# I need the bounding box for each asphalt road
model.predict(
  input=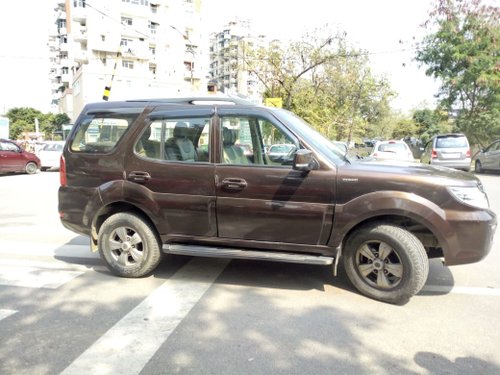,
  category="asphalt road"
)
[0,171,499,375]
